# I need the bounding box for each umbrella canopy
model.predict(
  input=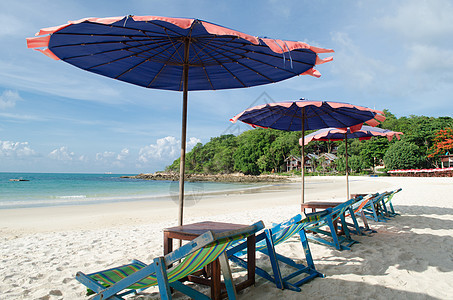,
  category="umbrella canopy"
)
[230,99,386,204]
[27,15,334,226]
[301,126,403,199]
[302,126,403,144]
[26,15,334,90]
